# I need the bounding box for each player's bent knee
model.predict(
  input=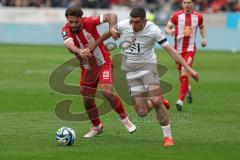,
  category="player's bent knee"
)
[136,109,148,117]
[135,104,148,117]
[101,89,114,99]
[150,97,162,107]
[100,84,113,95]
[80,86,96,96]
